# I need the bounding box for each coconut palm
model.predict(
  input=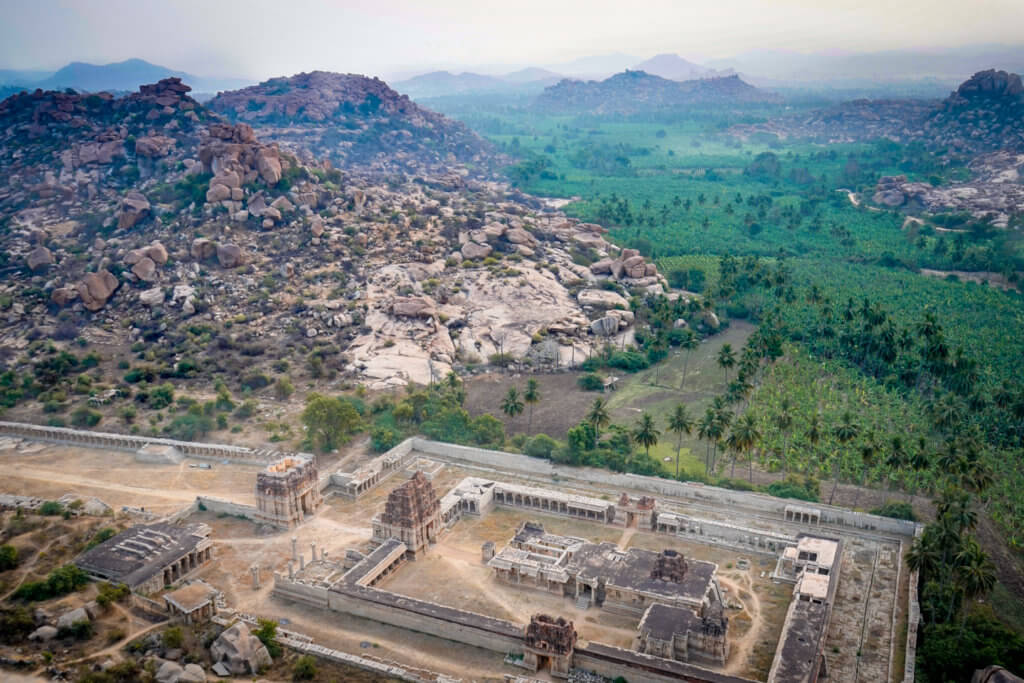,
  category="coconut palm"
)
[852,431,878,509]
[633,413,660,458]
[678,331,699,391]
[955,538,997,611]
[586,398,611,440]
[717,343,737,389]
[523,379,540,435]
[667,403,694,478]
[697,408,717,476]
[775,398,794,476]
[727,413,762,481]
[829,411,860,505]
[501,388,523,422]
